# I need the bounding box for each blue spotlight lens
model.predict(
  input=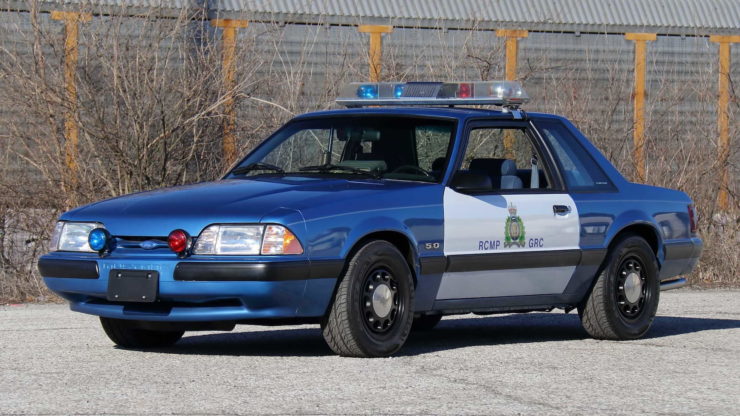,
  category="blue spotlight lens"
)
[88,228,109,252]
[394,84,405,98]
[356,84,378,99]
